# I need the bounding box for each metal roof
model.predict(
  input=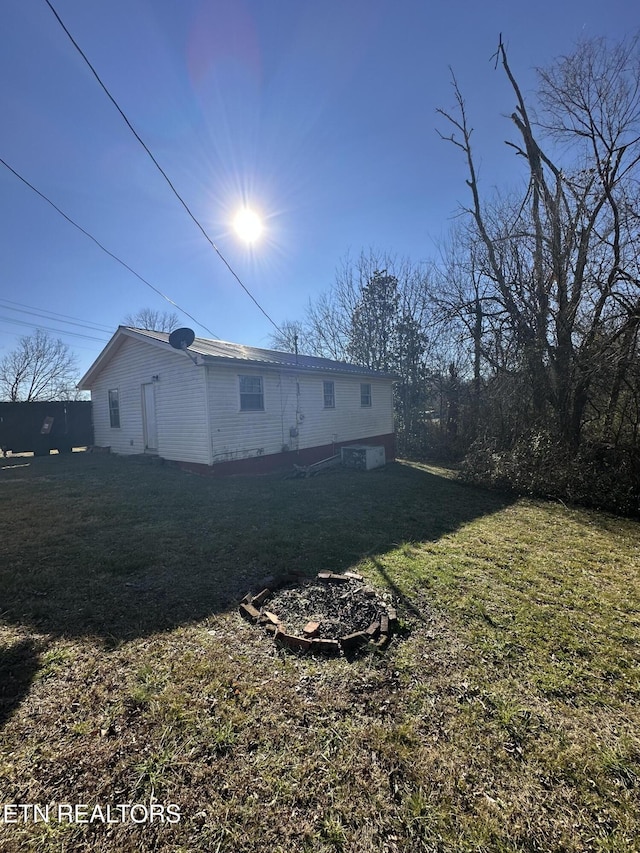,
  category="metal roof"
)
[129,328,395,377]
[79,327,396,388]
